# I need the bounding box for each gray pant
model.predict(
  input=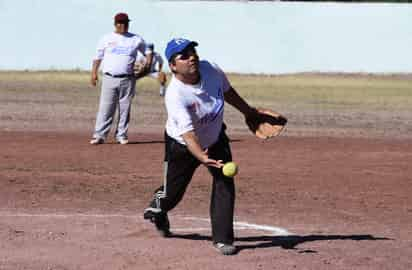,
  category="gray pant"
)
[93,75,136,140]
